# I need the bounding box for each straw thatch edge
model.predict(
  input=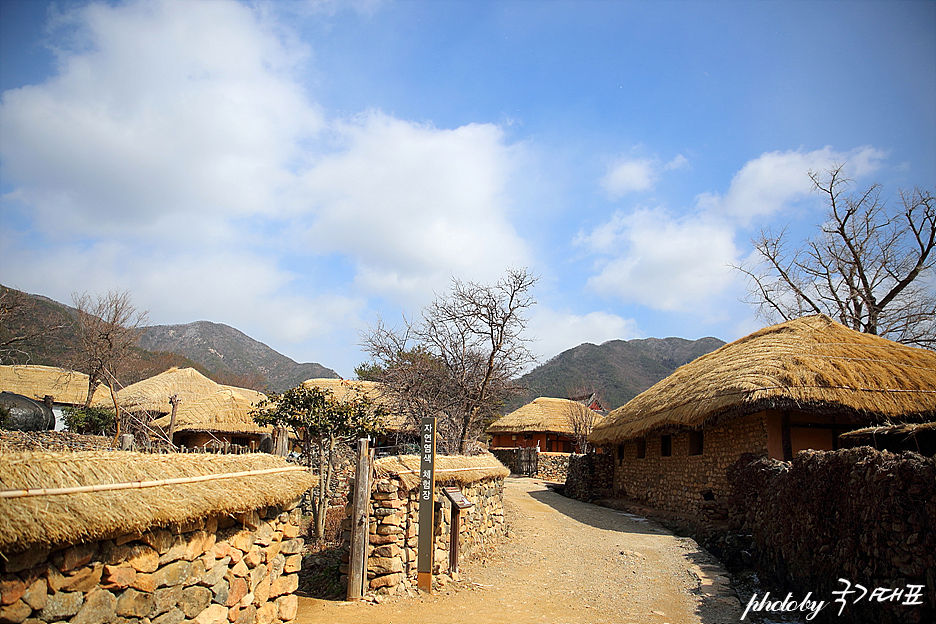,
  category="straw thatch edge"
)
[0,451,317,554]
[374,454,509,491]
